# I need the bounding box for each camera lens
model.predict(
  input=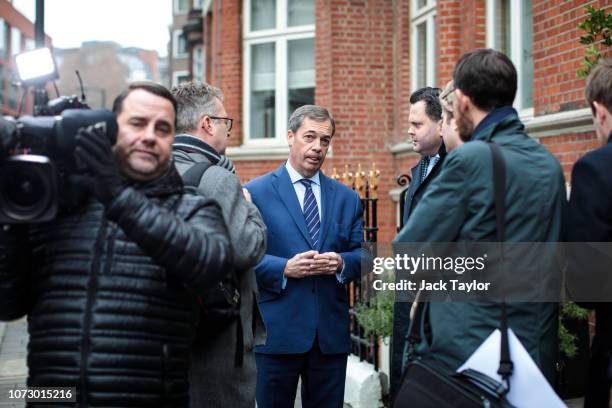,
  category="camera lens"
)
[0,160,53,222]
